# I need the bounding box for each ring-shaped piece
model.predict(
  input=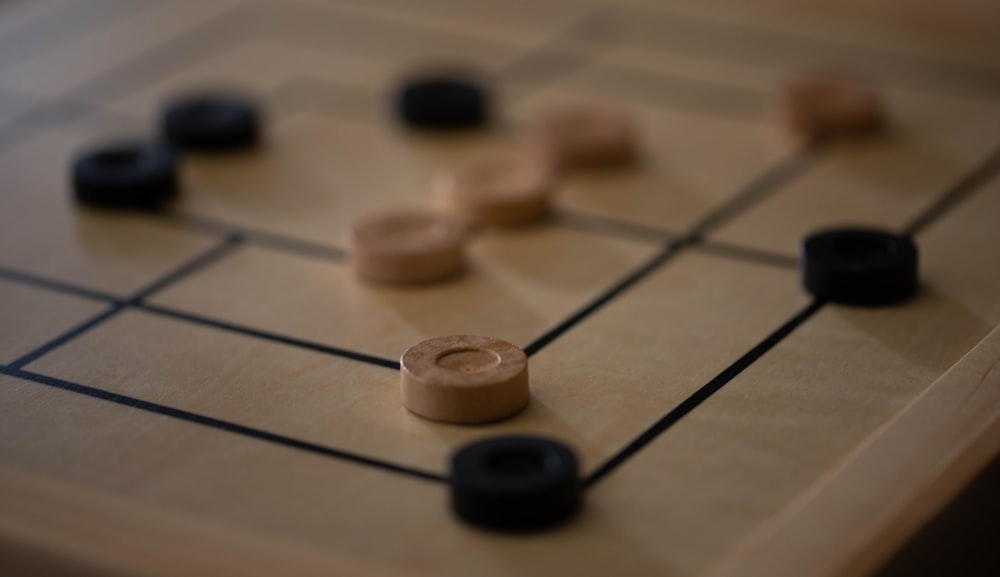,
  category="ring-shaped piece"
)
[347,209,466,285]
[400,335,529,424]
[435,151,554,226]
[450,435,581,531]
[72,141,178,208]
[161,94,259,151]
[801,227,918,305]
